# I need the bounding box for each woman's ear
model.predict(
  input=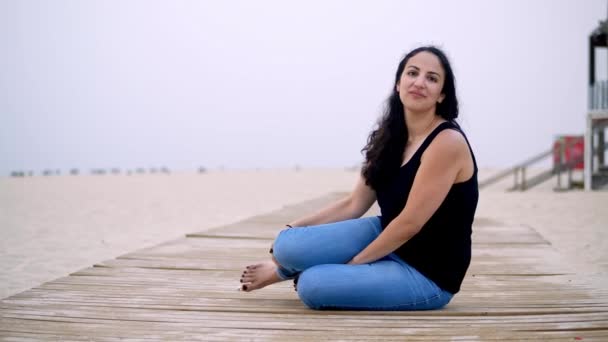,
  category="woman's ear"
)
[395,82,400,93]
[438,93,445,103]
